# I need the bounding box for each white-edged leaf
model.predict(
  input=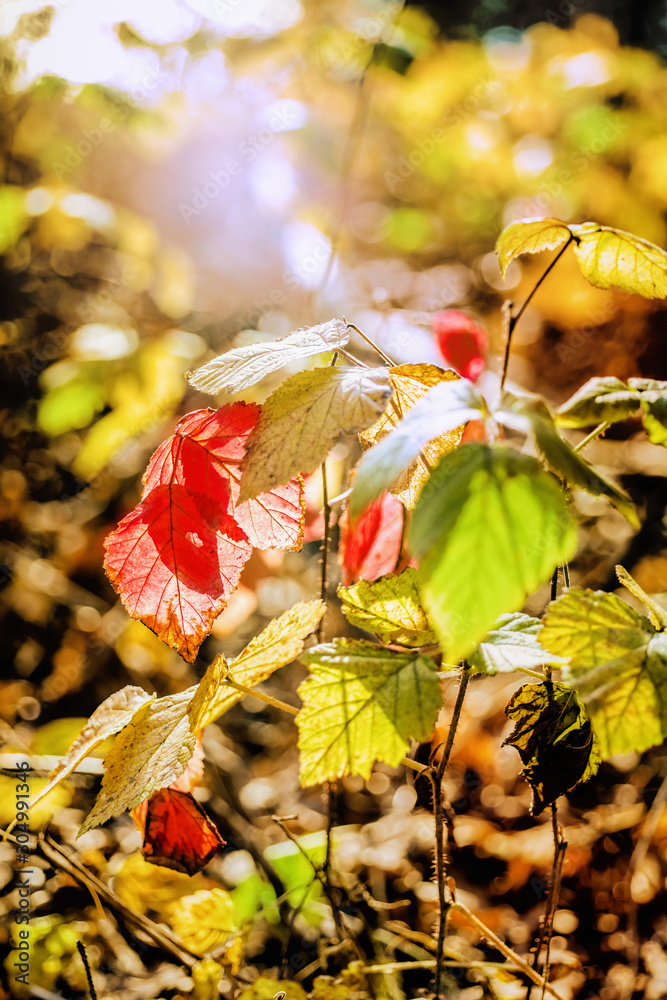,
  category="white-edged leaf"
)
[187,319,349,395]
[468,613,567,674]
